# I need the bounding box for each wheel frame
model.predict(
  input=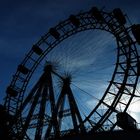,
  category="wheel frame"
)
[4,7,140,139]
